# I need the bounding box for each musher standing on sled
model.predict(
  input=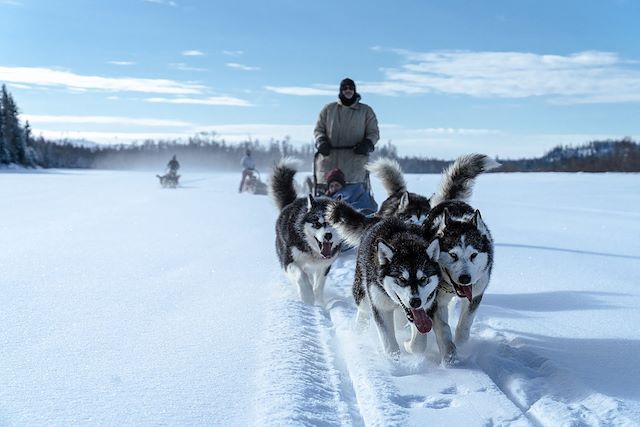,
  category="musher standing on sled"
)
[167,154,180,175]
[238,149,256,193]
[314,77,380,213]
